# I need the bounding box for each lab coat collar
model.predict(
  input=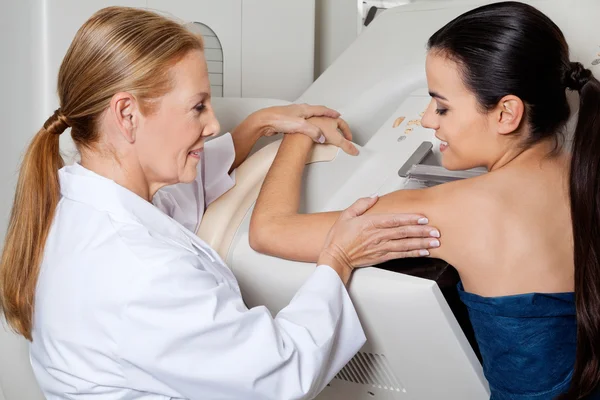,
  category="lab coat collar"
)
[58,163,216,262]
